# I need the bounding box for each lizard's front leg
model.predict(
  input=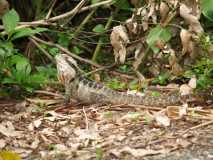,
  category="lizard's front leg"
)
[64,81,72,105]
